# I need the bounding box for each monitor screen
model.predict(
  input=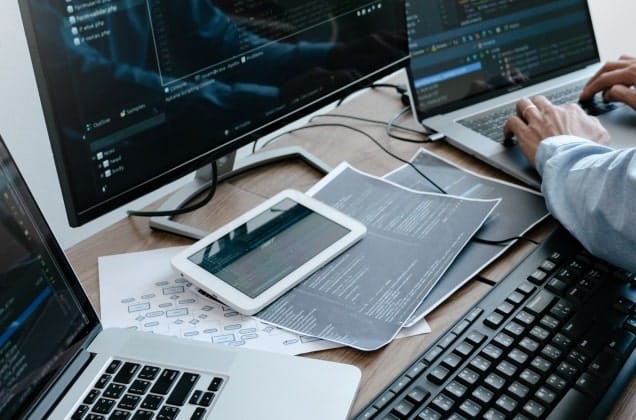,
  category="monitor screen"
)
[19,0,408,226]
